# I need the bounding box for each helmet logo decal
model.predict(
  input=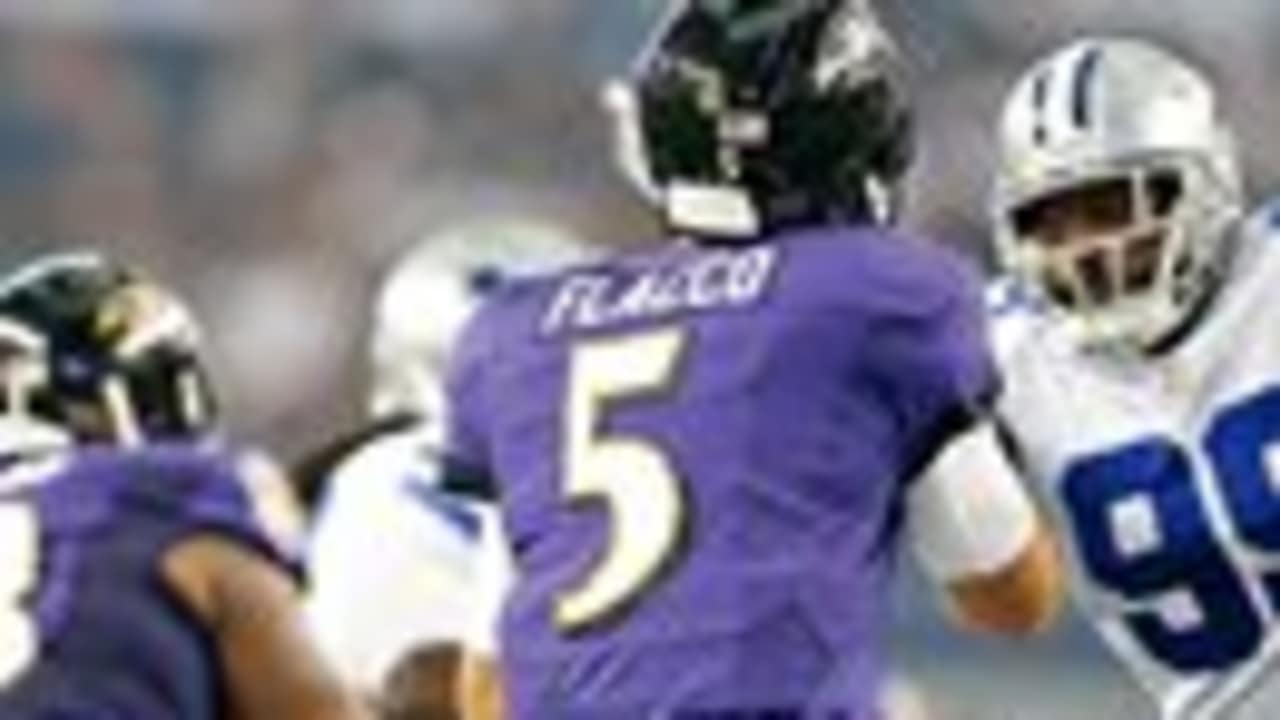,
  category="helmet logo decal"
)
[1070,46,1104,129]
[94,284,158,347]
[94,284,198,360]
[1031,71,1051,145]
